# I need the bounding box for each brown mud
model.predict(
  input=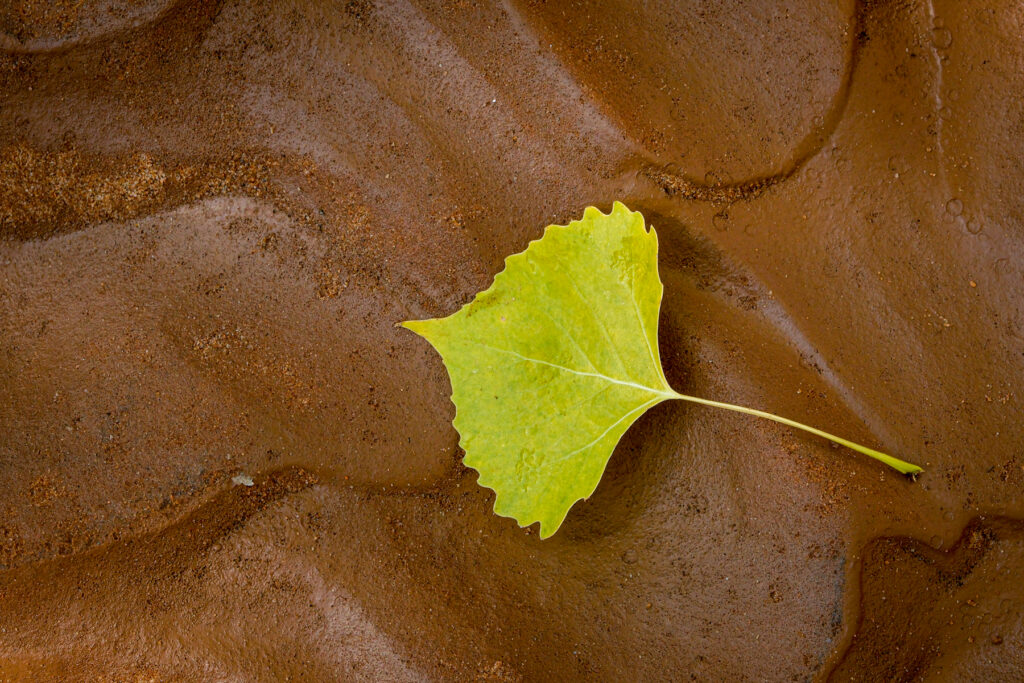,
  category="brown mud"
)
[1,0,1022,680]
